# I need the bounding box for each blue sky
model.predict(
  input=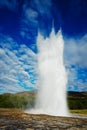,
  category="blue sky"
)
[0,0,87,94]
